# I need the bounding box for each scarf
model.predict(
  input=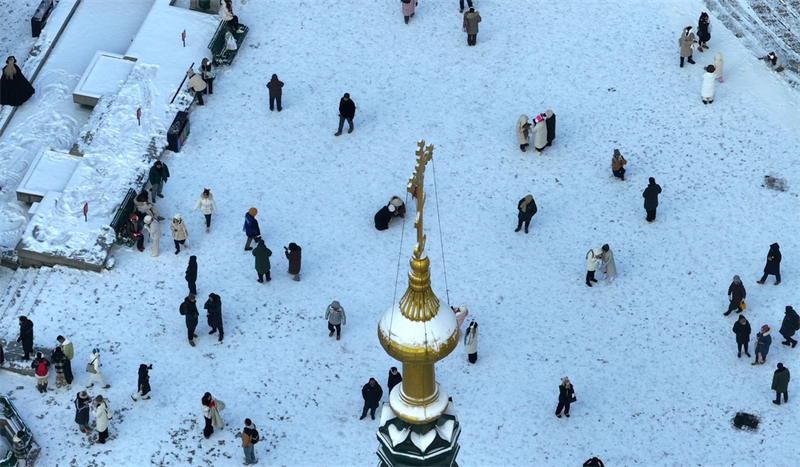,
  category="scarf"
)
[519,195,533,213]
